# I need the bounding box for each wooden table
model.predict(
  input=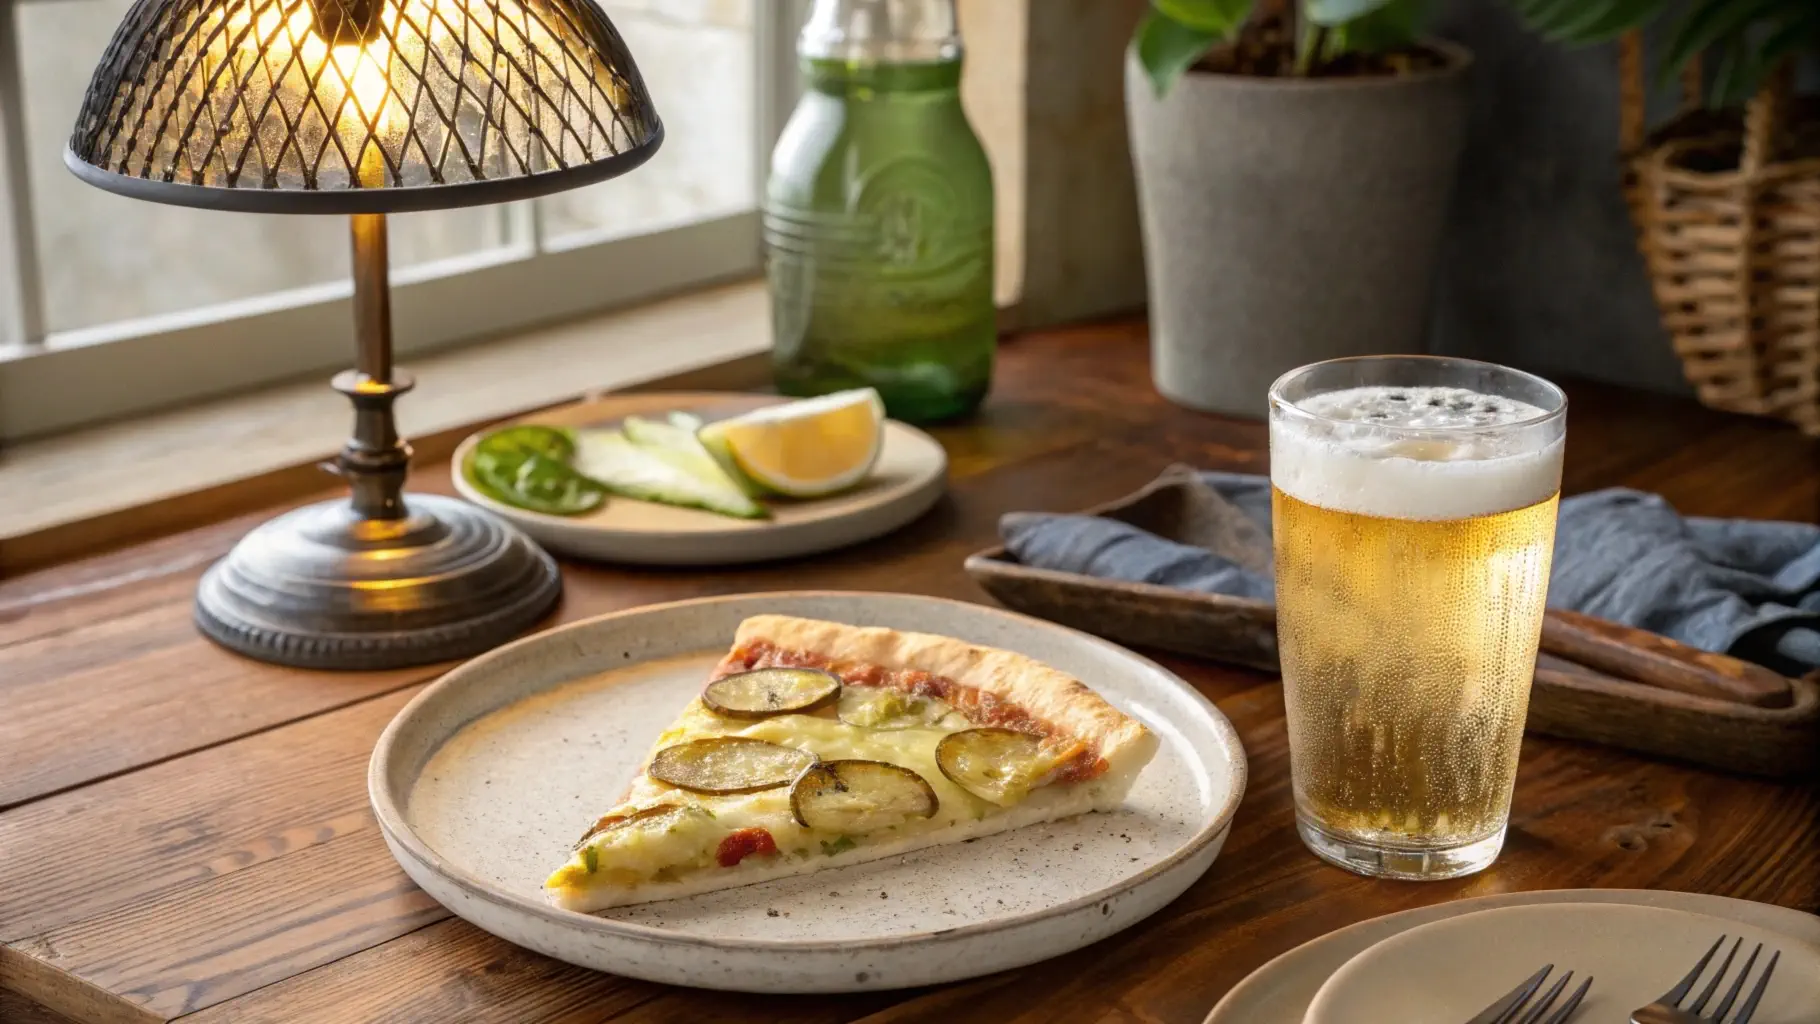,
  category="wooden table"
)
[4,322,1818,1024]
